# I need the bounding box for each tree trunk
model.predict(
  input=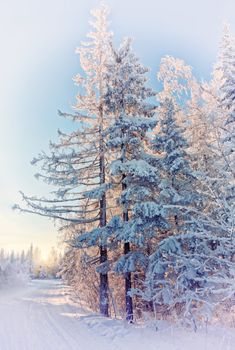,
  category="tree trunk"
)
[99,245,109,316]
[124,241,133,322]
[123,178,133,322]
[98,115,109,317]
